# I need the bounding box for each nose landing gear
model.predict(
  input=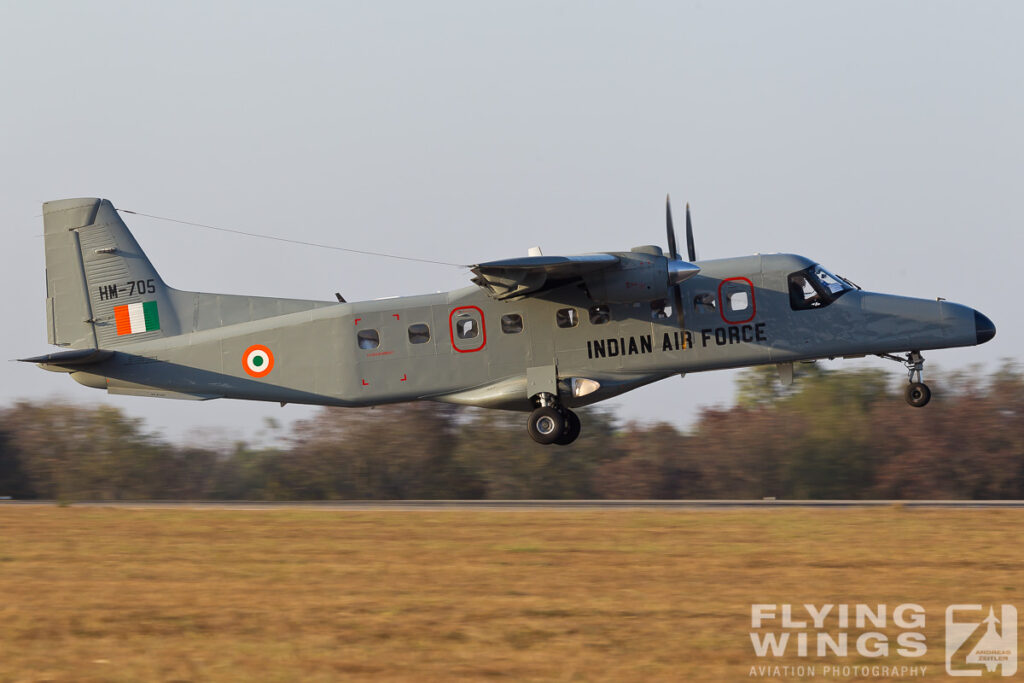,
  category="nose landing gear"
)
[879,351,931,408]
[527,393,582,445]
[905,381,931,408]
